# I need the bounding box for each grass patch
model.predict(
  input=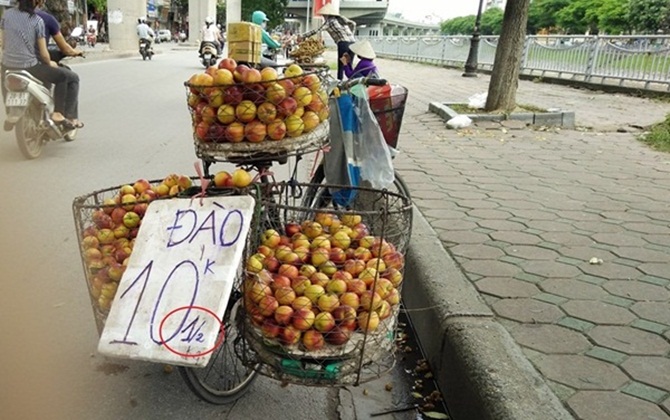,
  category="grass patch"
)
[449,103,548,115]
[639,114,670,152]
